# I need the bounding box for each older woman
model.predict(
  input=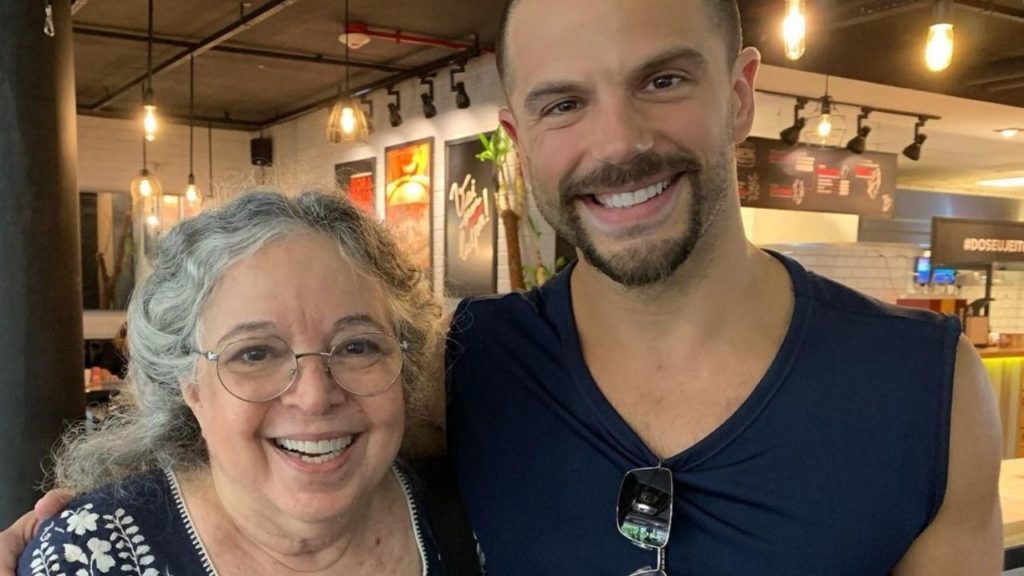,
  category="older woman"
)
[17,190,466,575]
